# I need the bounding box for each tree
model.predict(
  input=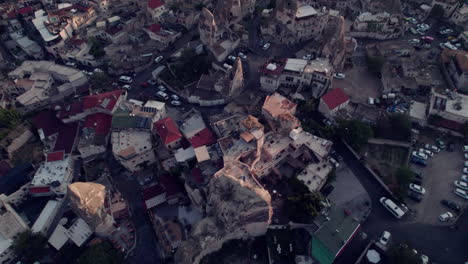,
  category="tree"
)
[285,178,325,223]
[365,55,385,75]
[395,167,414,186]
[89,72,111,90]
[0,109,21,129]
[12,231,48,264]
[89,37,106,58]
[76,241,124,264]
[173,48,211,83]
[337,120,374,151]
[388,243,420,264]
[375,114,411,142]
[429,4,444,19]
